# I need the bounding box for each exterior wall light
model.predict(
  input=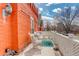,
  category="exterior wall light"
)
[2,3,12,23]
[5,3,12,16]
